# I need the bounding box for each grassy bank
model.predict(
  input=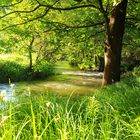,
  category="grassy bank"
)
[0,75,140,139]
